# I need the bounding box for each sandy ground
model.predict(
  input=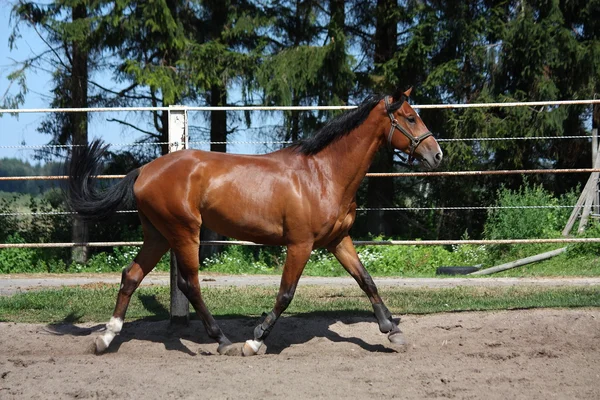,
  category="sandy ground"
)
[1,308,599,399]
